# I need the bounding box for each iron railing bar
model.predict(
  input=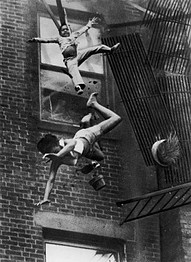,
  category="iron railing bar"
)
[129,35,162,138]
[132,34,156,98]
[103,36,152,164]
[119,35,157,152]
[124,33,174,160]
[143,0,156,26]
[171,187,191,207]
[183,77,191,135]
[168,24,184,72]
[124,200,141,221]
[159,77,186,183]
[173,0,190,73]
[153,0,177,69]
[155,78,175,133]
[171,80,189,181]
[143,0,191,24]
[137,197,152,217]
[136,36,175,134]
[180,191,191,205]
[144,13,191,28]
[173,78,190,182]
[147,193,166,214]
[116,182,191,206]
[176,77,190,140]
[172,26,188,73]
[162,17,178,71]
[164,20,182,72]
[120,199,191,225]
[147,0,190,71]
[159,190,179,211]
